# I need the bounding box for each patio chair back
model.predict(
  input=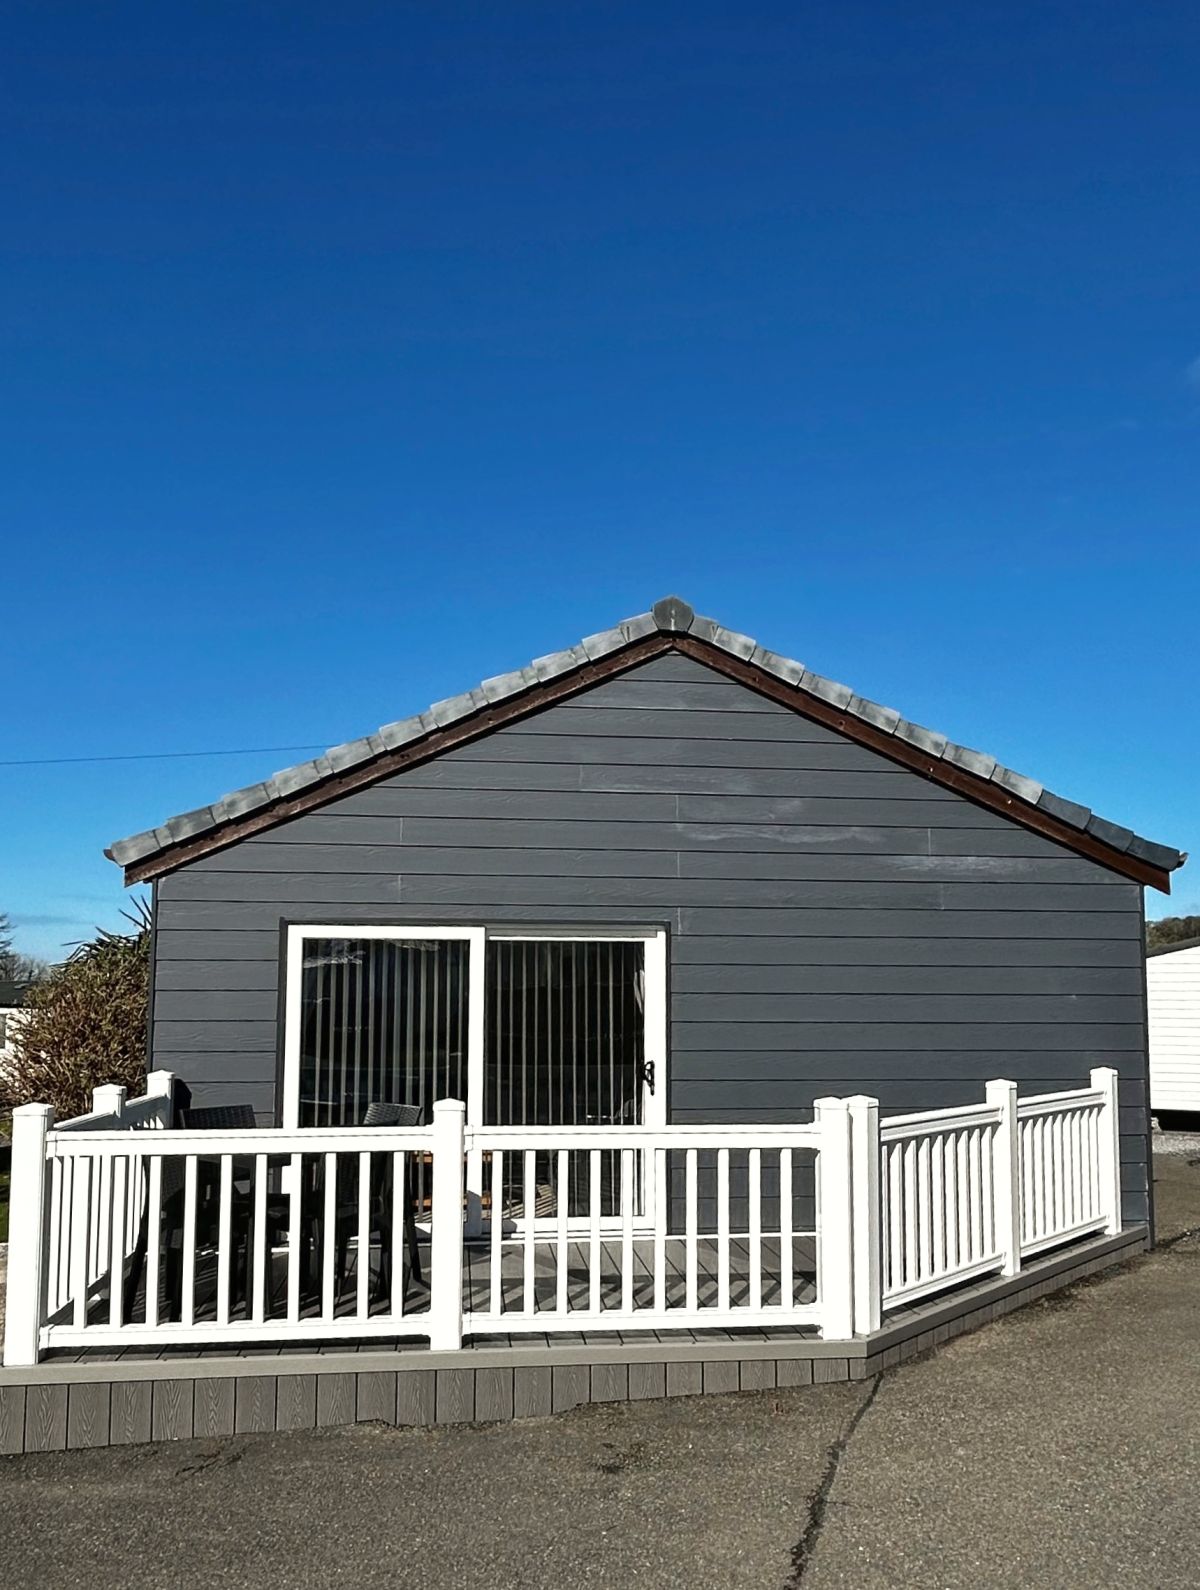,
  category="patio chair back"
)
[178,1103,259,1131]
[361,1101,423,1128]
